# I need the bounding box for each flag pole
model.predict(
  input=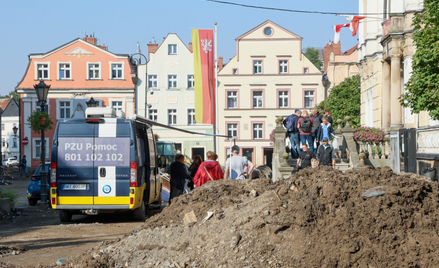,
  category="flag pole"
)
[214,22,219,154]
